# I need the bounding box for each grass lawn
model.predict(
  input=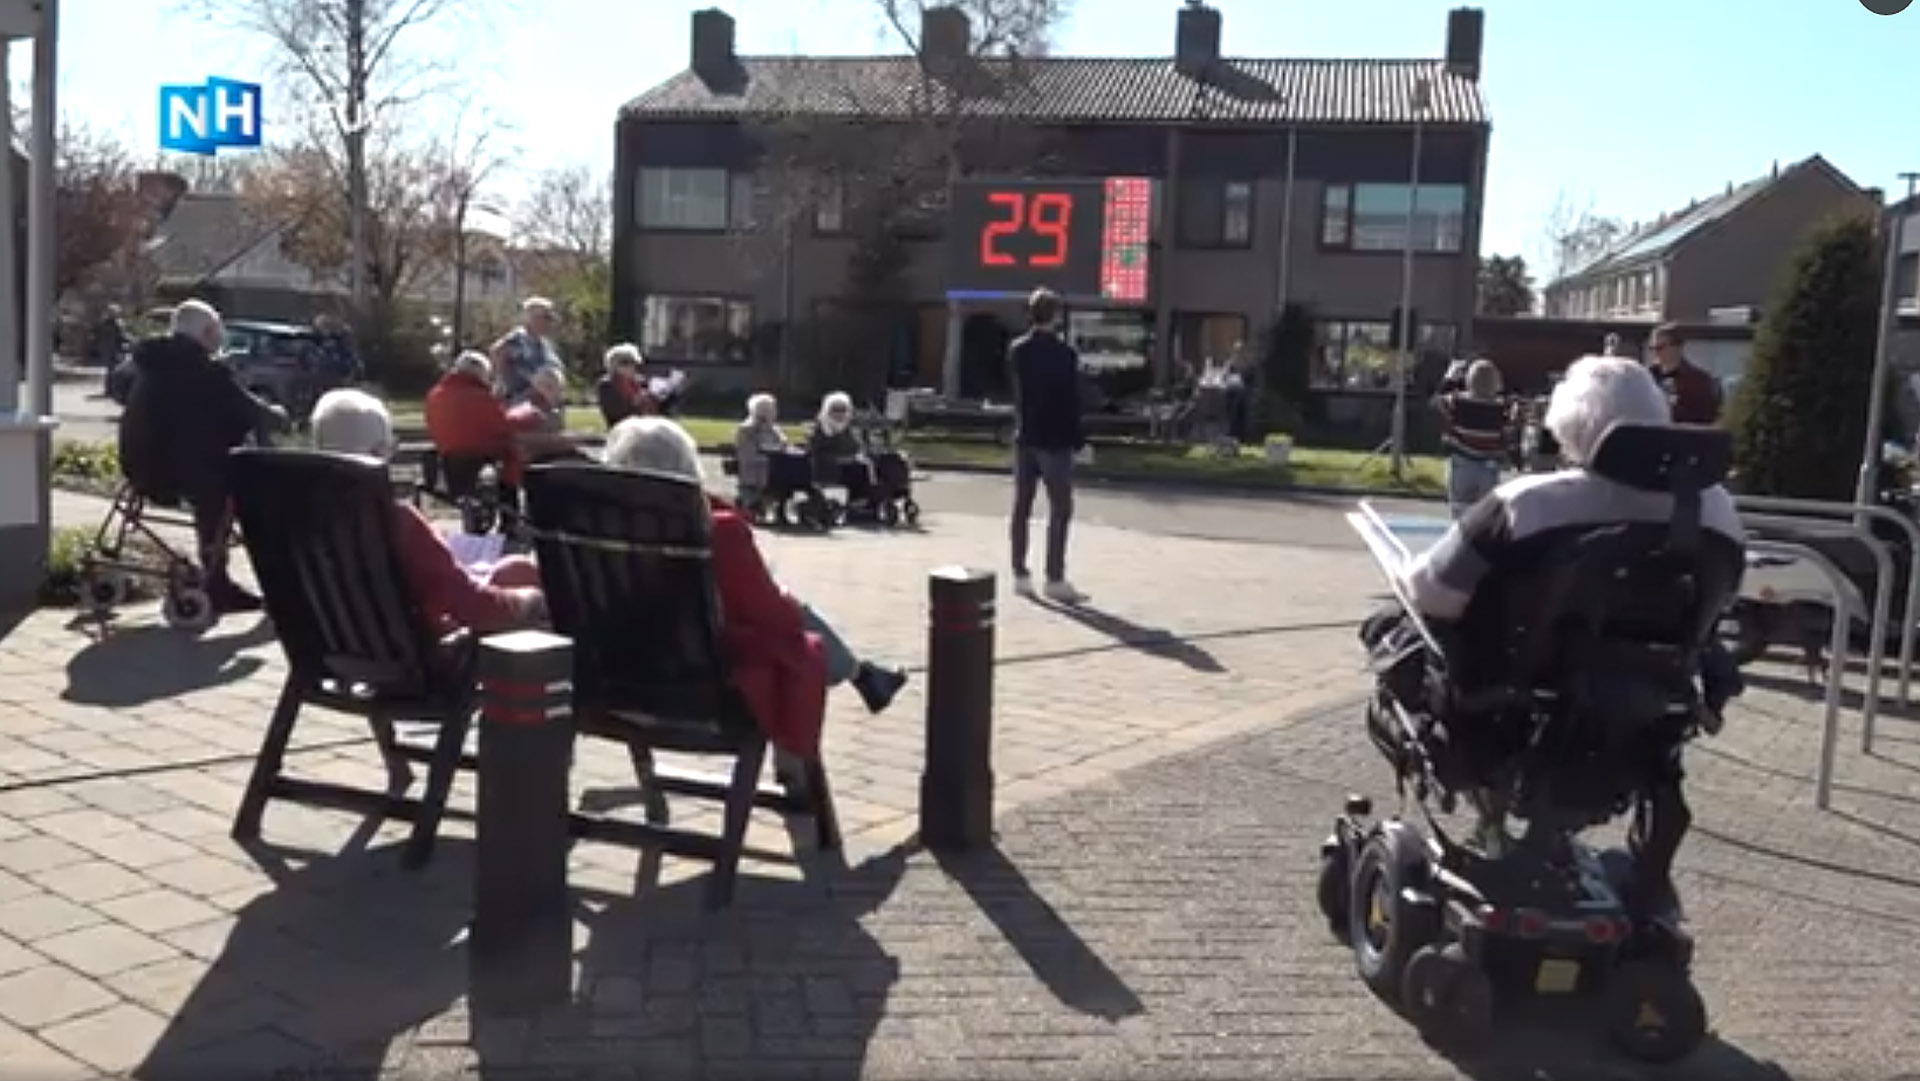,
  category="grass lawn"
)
[385,401,1444,496]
